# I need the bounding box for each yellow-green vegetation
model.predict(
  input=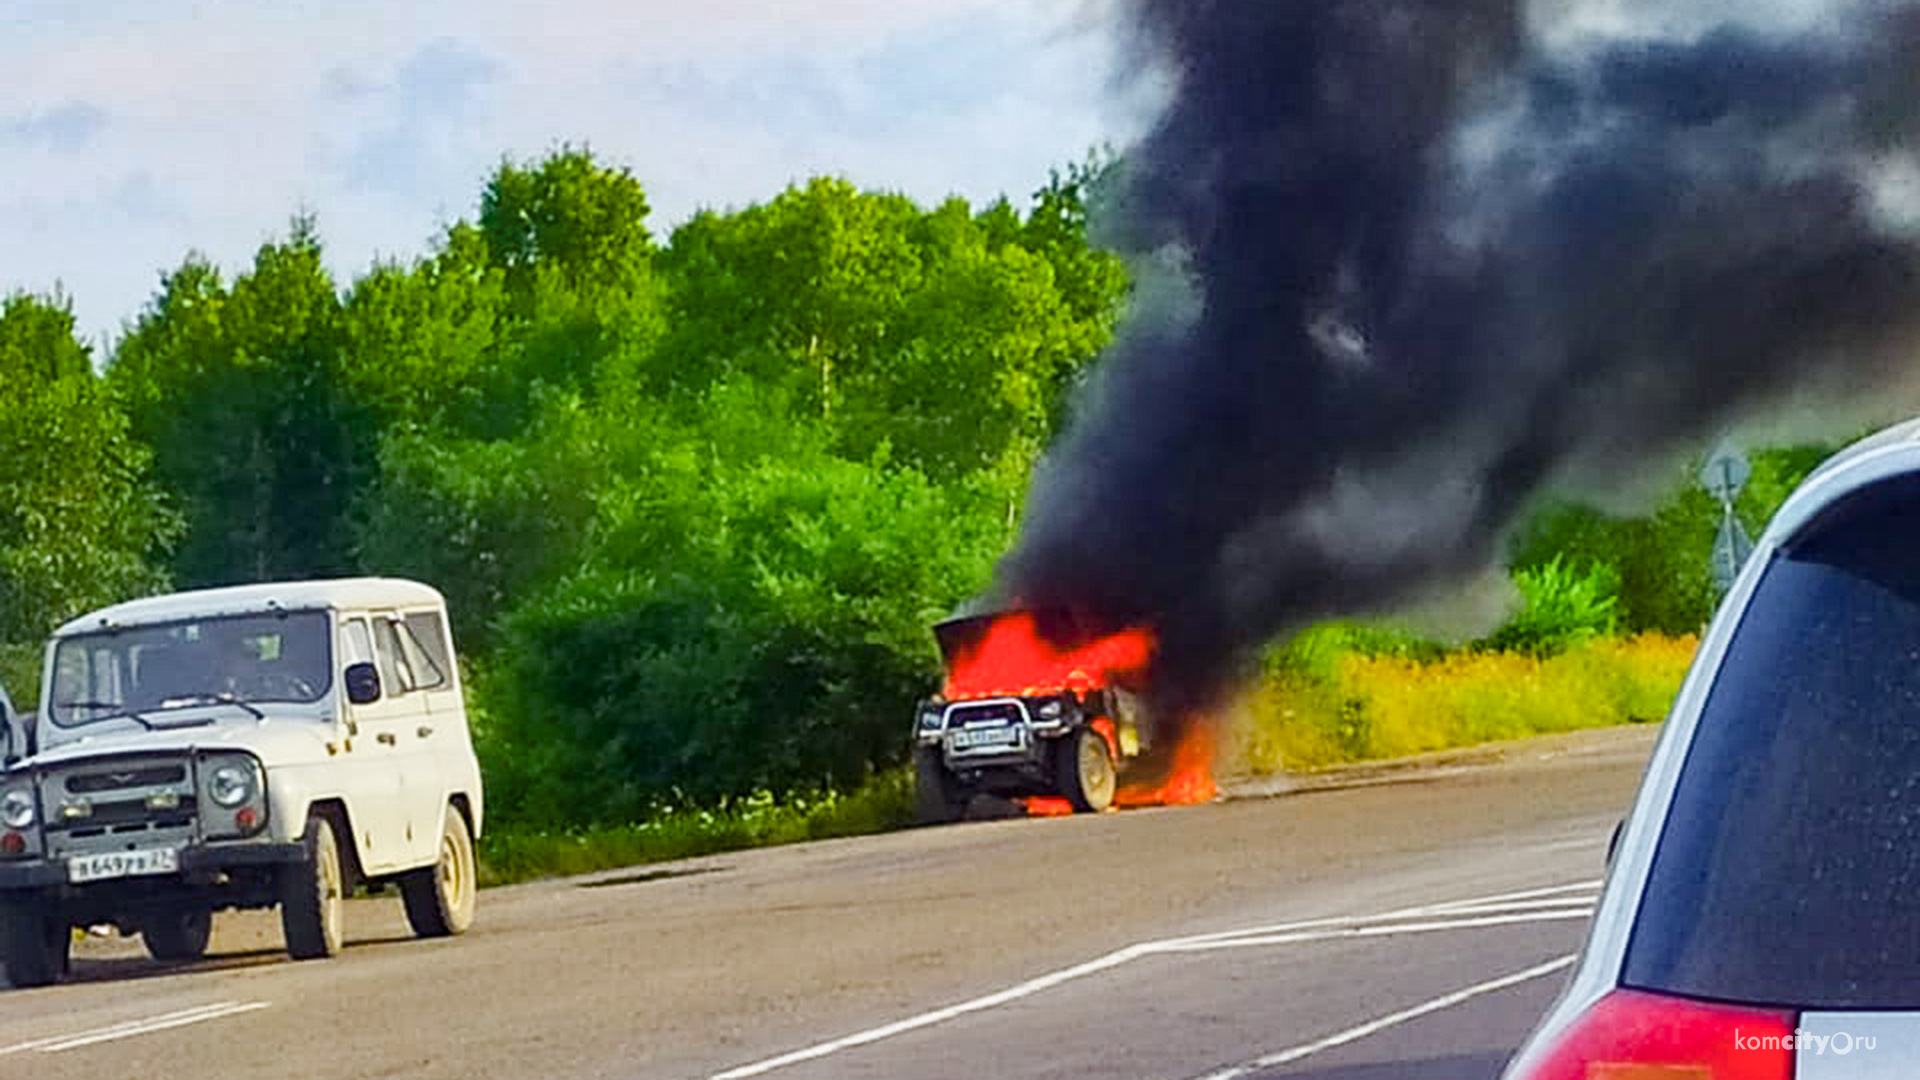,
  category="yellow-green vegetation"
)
[476,769,915,886]
[1235,633,1698,773]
